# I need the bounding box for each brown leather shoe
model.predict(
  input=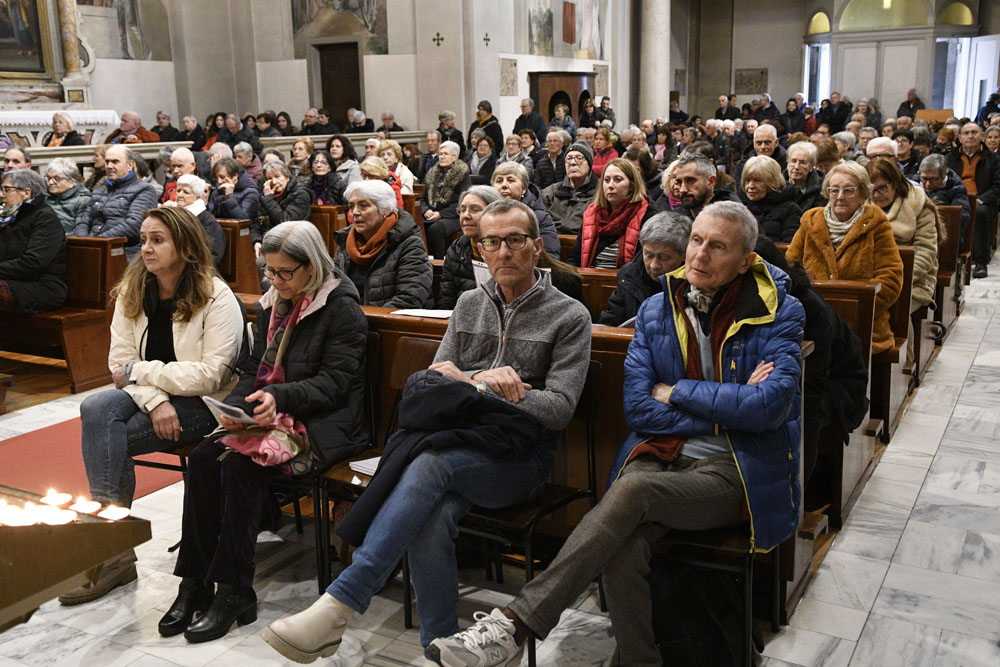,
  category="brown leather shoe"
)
[58,550,138,606]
